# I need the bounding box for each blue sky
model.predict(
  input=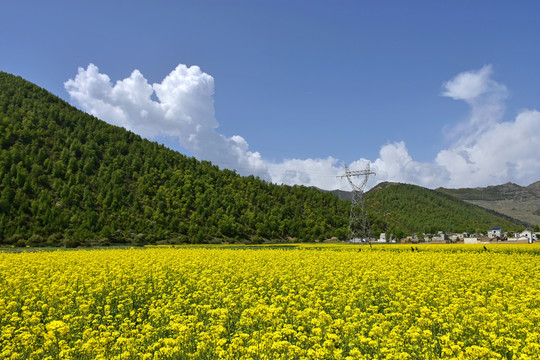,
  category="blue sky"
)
[2,1,540,189]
